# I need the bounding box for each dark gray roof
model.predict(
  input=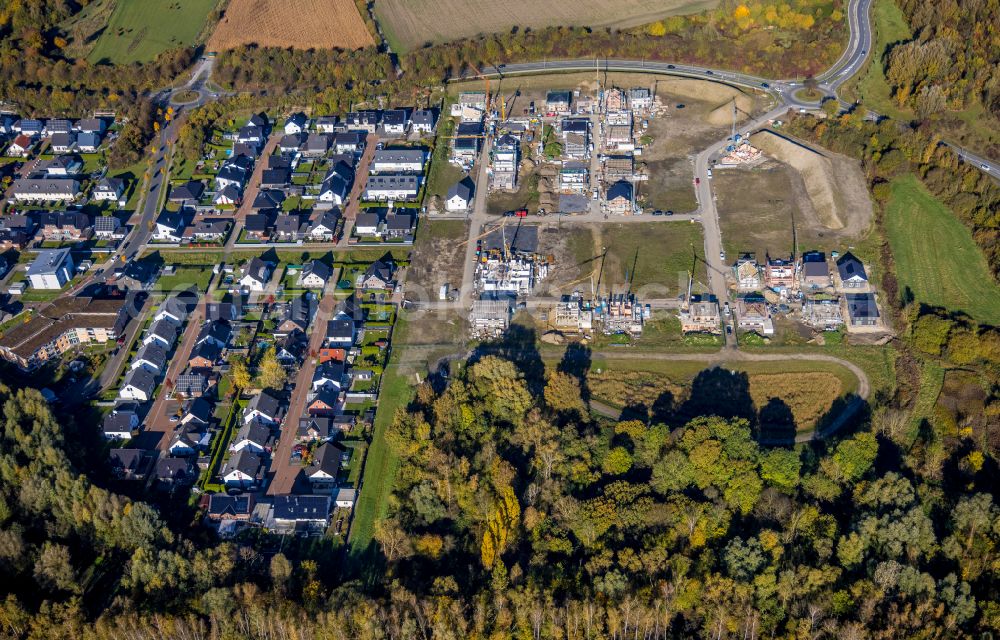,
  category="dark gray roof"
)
[846,293,879,319]
[447,177,474,201]
[224,448,263,477]
[122,367,156,394]
[272,495,330,521]
[148,319,178,342]
[184,397,214,424]
[247,390,281,417]
[837,252,868,282]
[102,410,136,435]
[170,181,205,202]
[235,421,271,447]
[302,259,332,282]
[208,494,253,516]
[307,442,344,478]
[134,342,167,368]
[607,180,632,202]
